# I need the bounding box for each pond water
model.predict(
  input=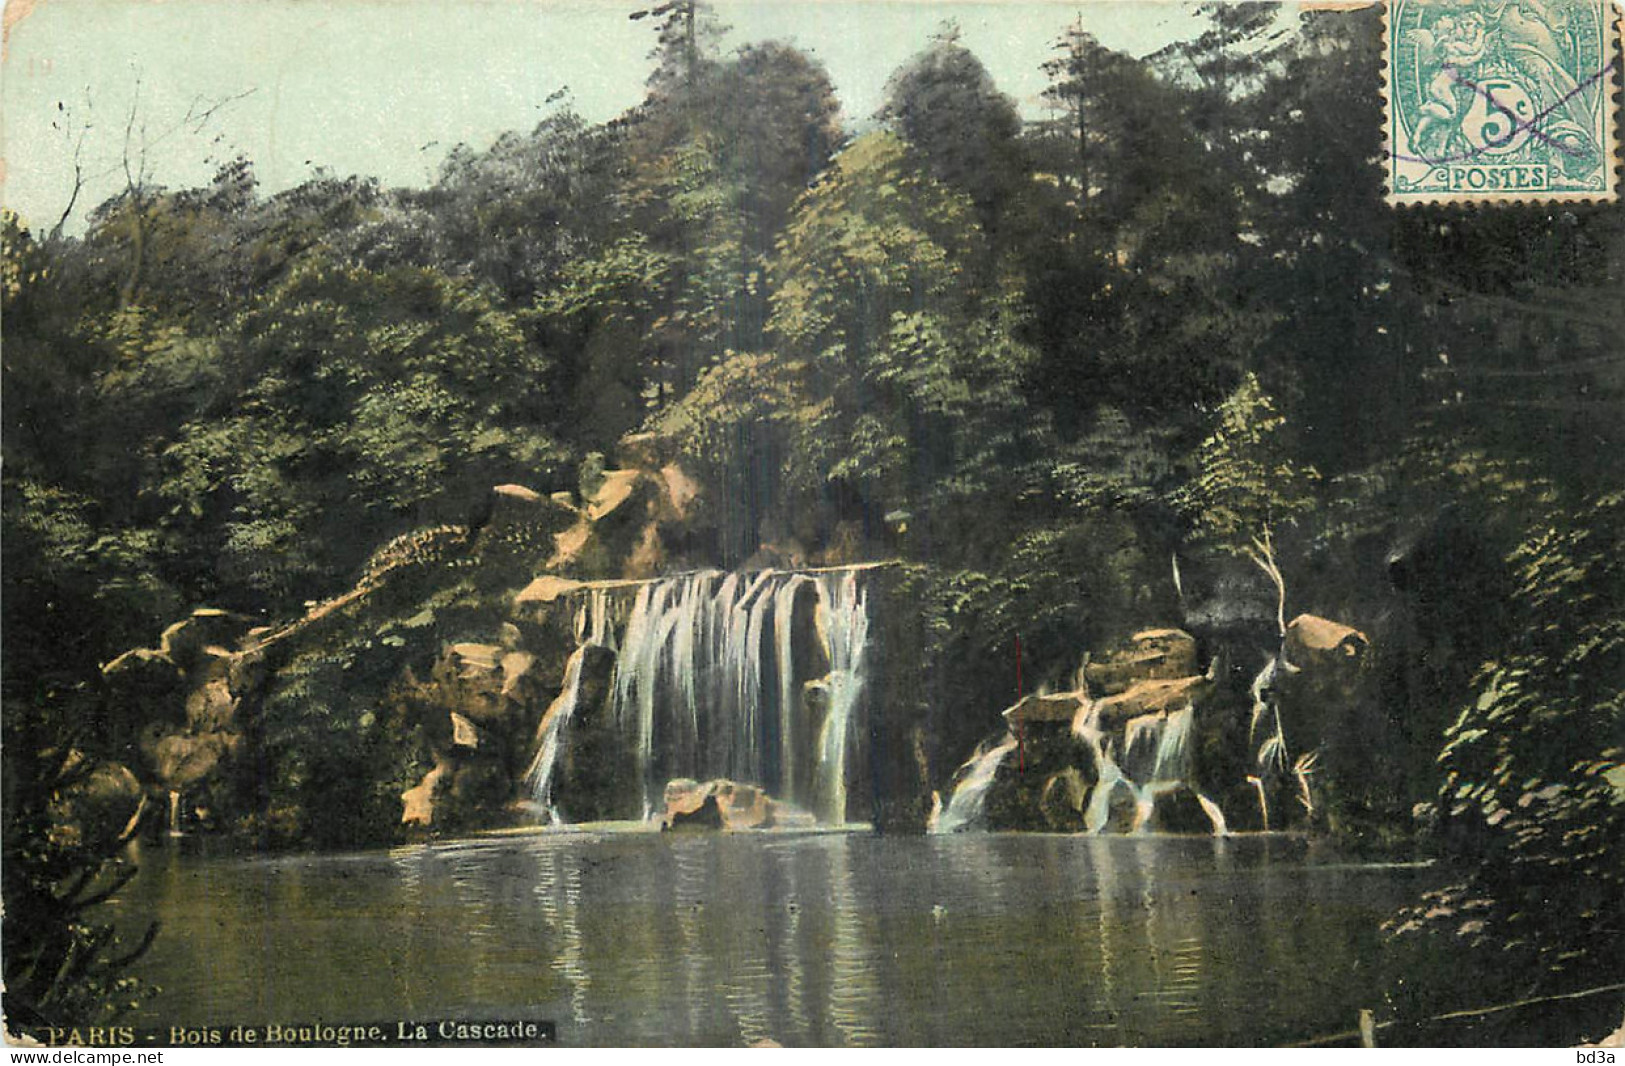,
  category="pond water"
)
[111,830,1431,1047]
